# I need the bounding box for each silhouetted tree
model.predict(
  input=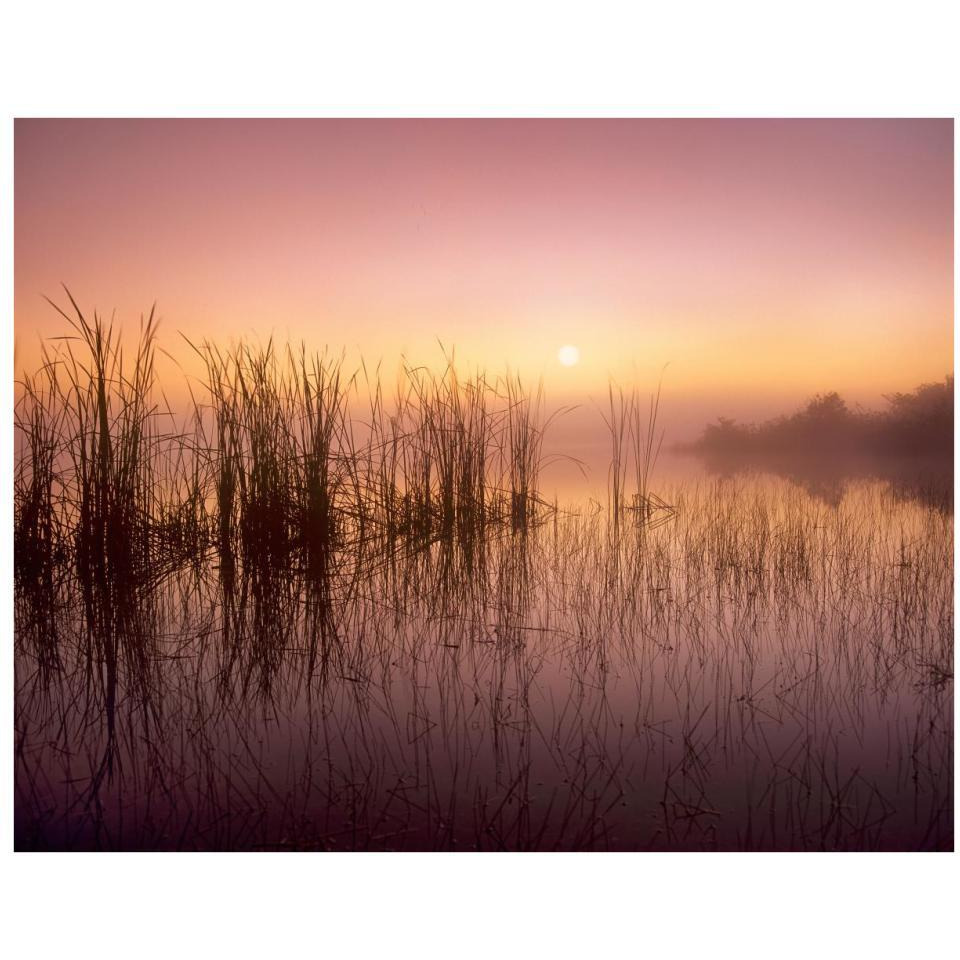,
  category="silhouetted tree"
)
[693,376,952,461]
